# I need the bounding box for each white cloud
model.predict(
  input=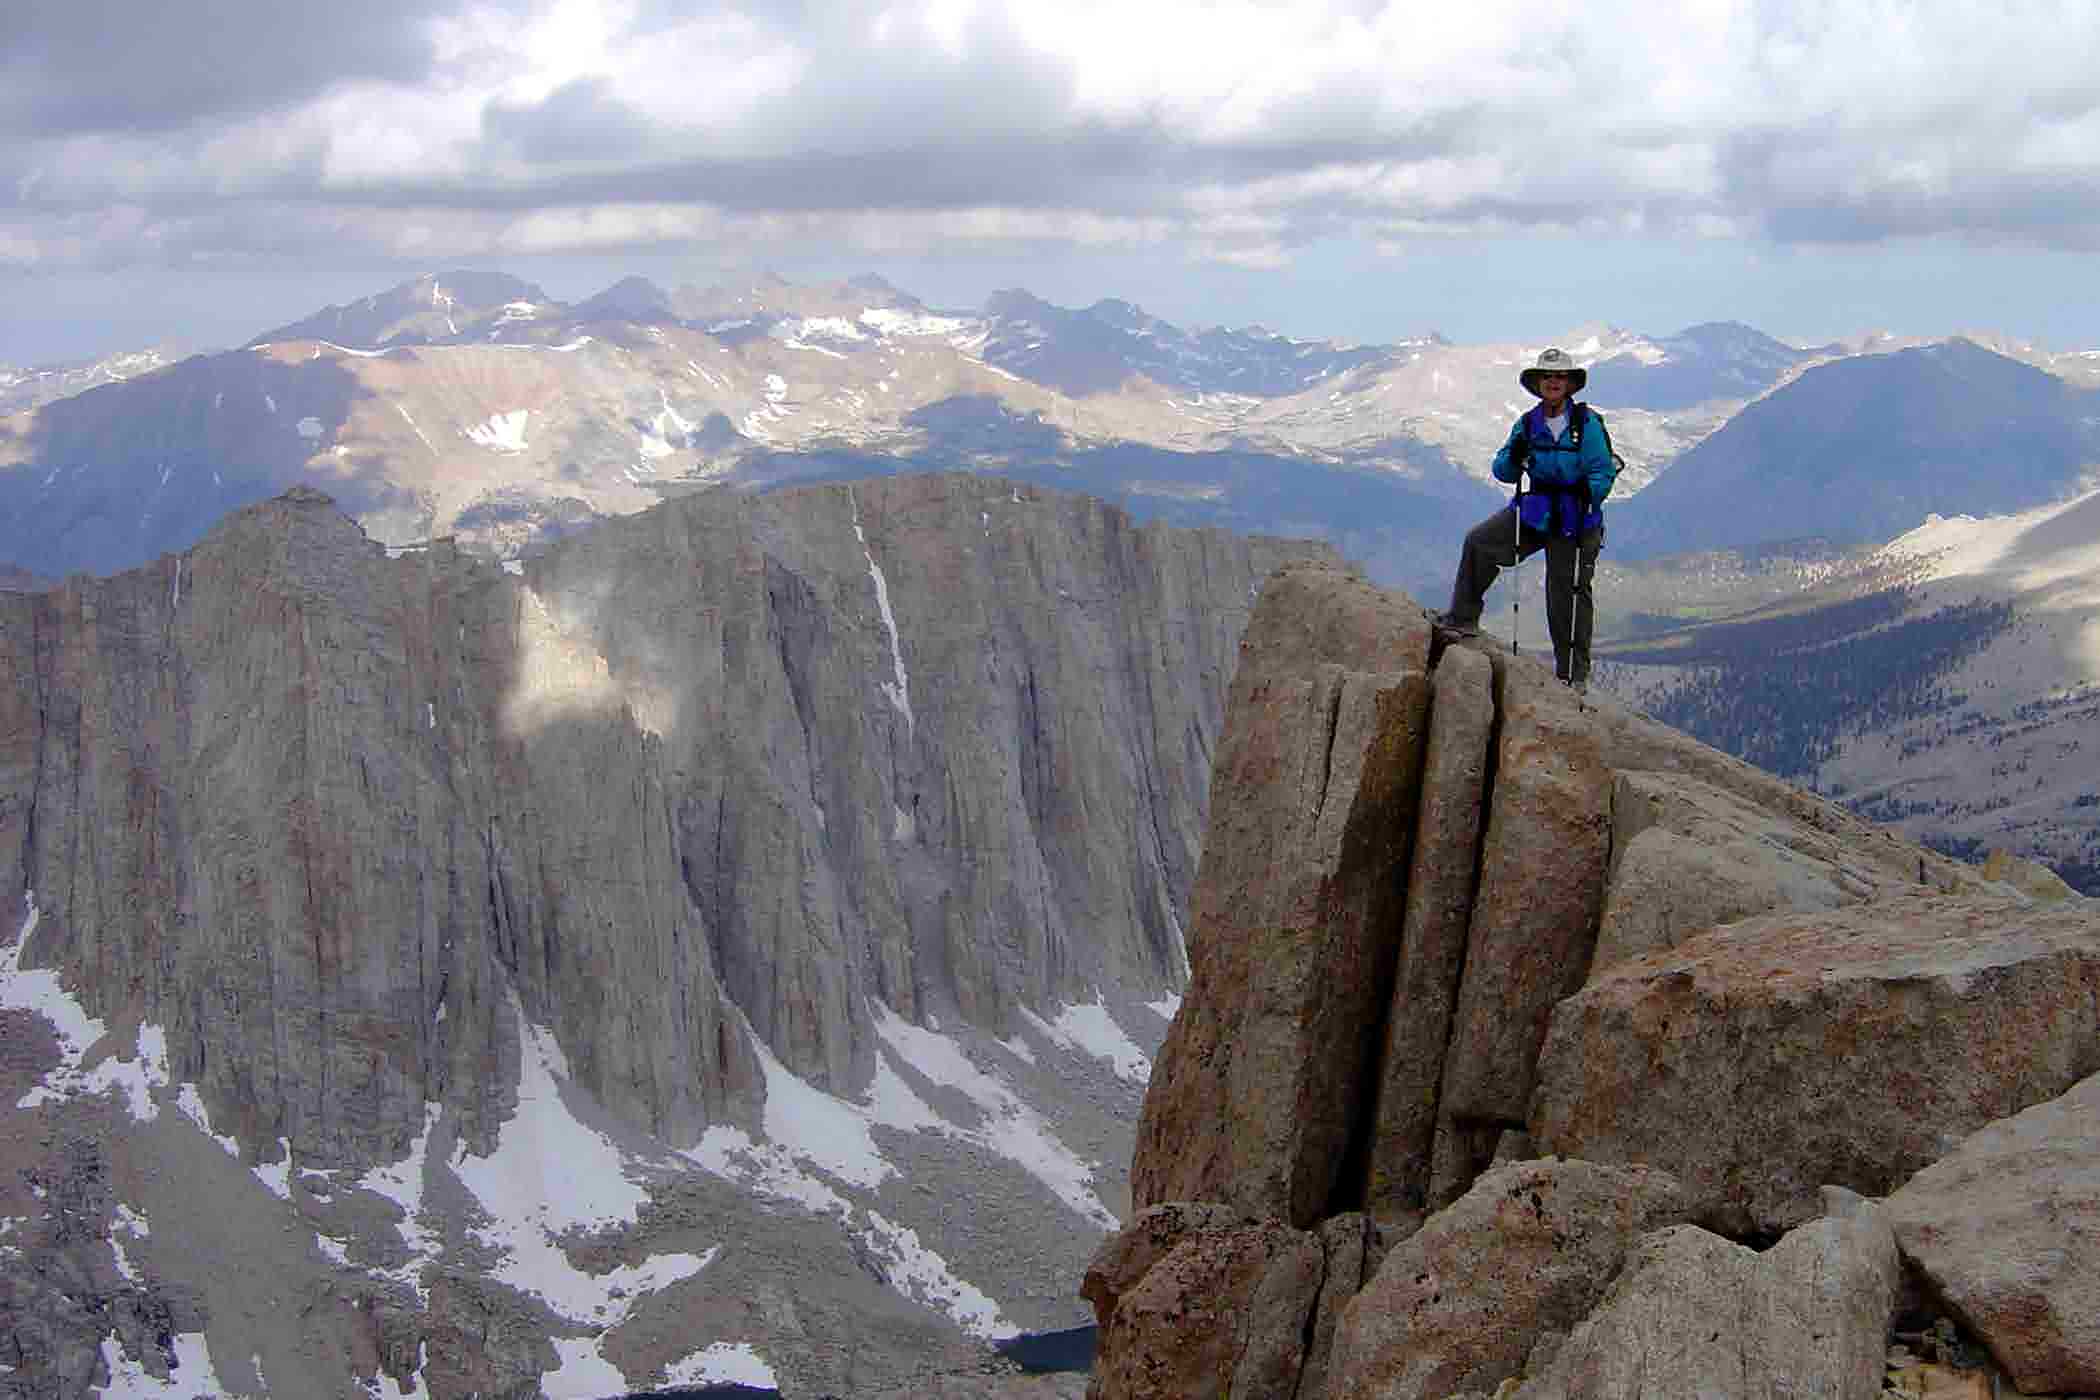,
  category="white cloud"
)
[10,0,2098,255]
[9,0,2100,362]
